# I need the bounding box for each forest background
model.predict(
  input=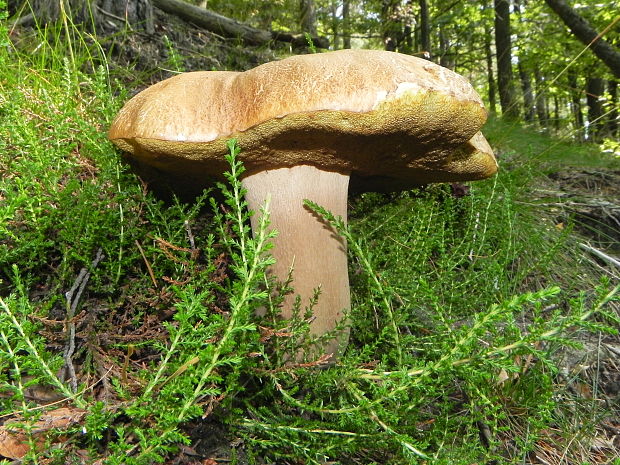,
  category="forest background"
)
[1,0,619,464]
